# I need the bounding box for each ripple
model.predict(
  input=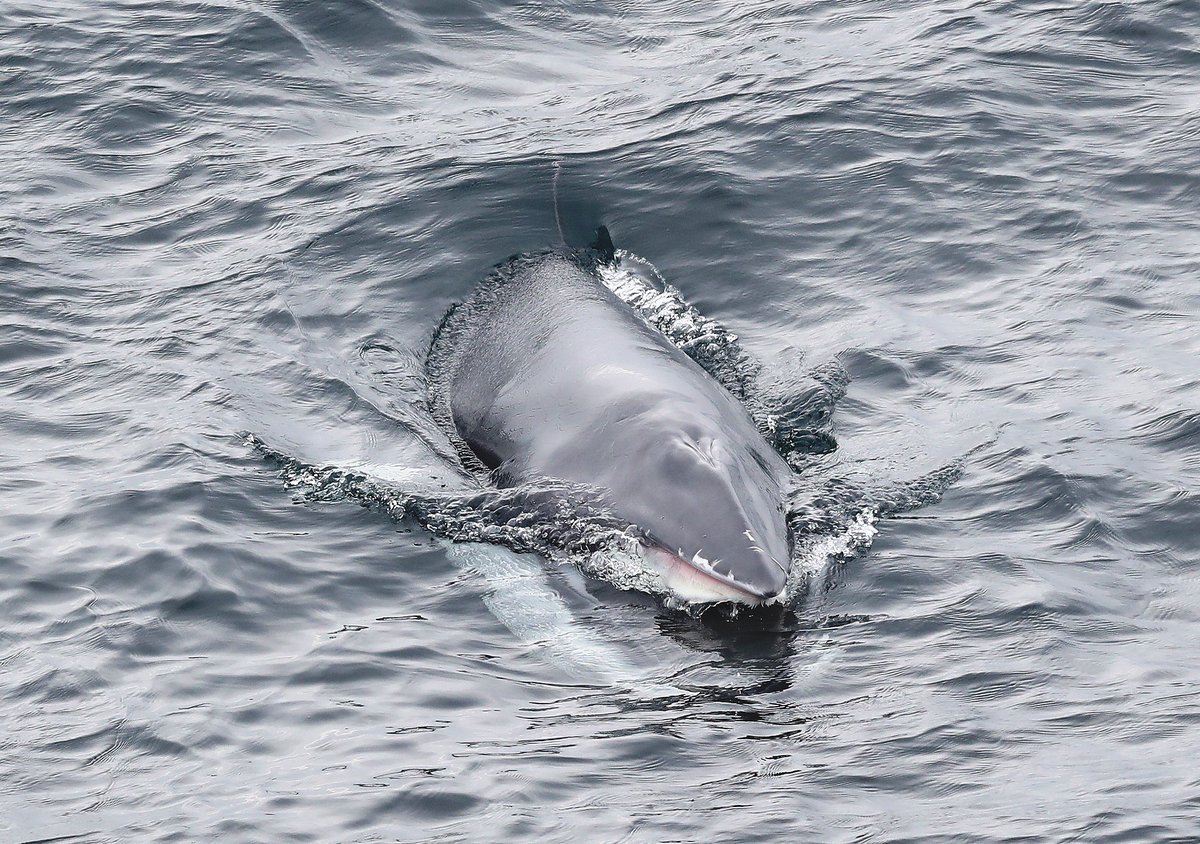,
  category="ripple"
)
[4,0,1200,839]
